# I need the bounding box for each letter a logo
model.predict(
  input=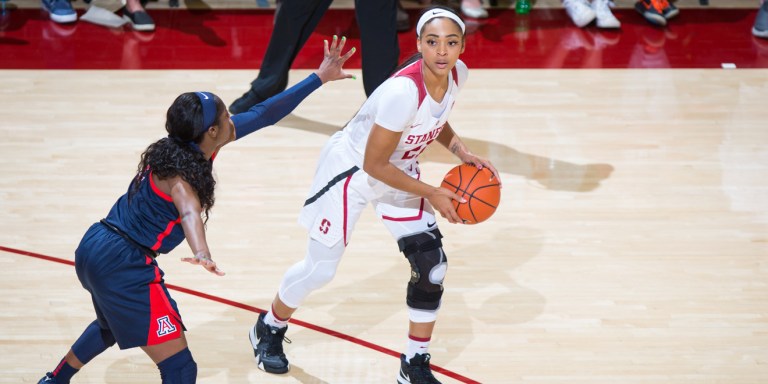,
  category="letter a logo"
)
[156,315,178,337]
